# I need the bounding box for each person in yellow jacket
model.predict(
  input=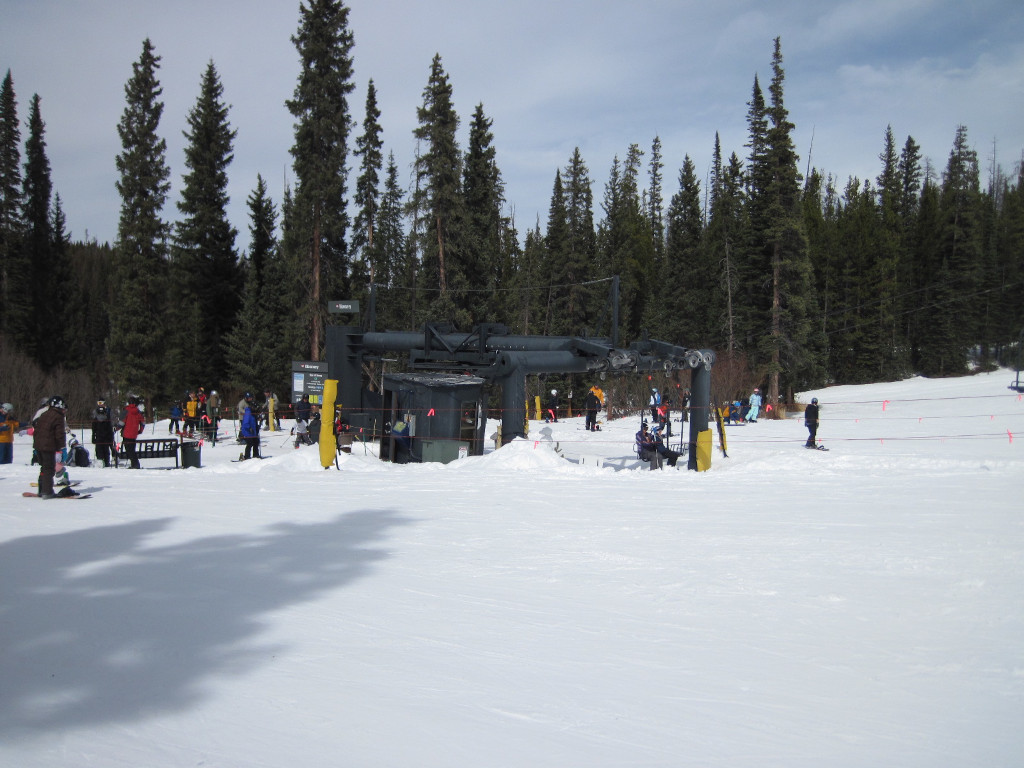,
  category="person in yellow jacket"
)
[0,402,24,464]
